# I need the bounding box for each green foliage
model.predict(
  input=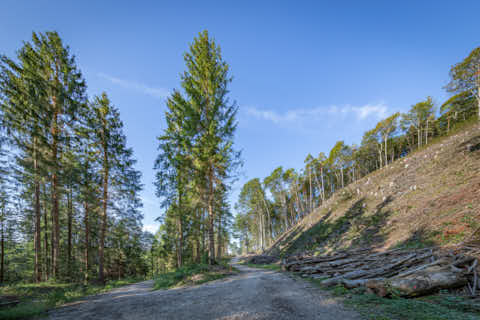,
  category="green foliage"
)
[0,30,148,286]
[301,277,480,320]
[0,278,144,319]
[153,262,233,290]
[154,30,239,267]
